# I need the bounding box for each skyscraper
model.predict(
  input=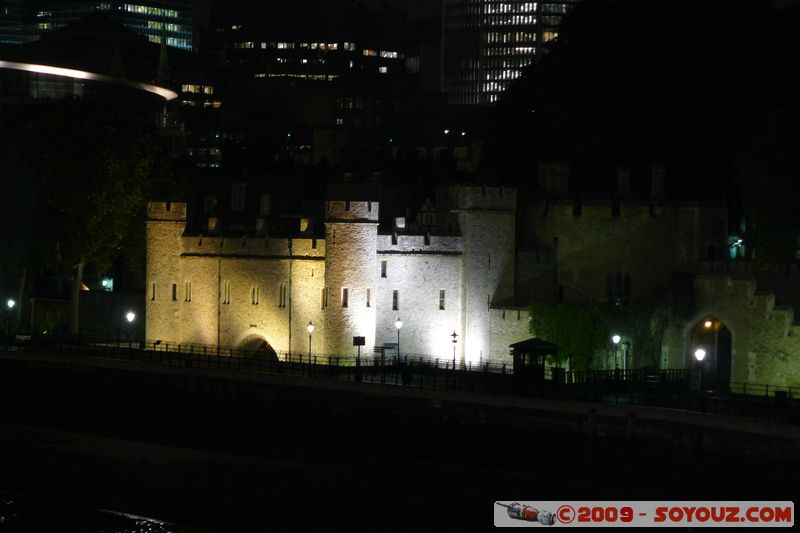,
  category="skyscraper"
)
[442,0,580,105]
[28,1,193,50]
[0,0,24,44]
